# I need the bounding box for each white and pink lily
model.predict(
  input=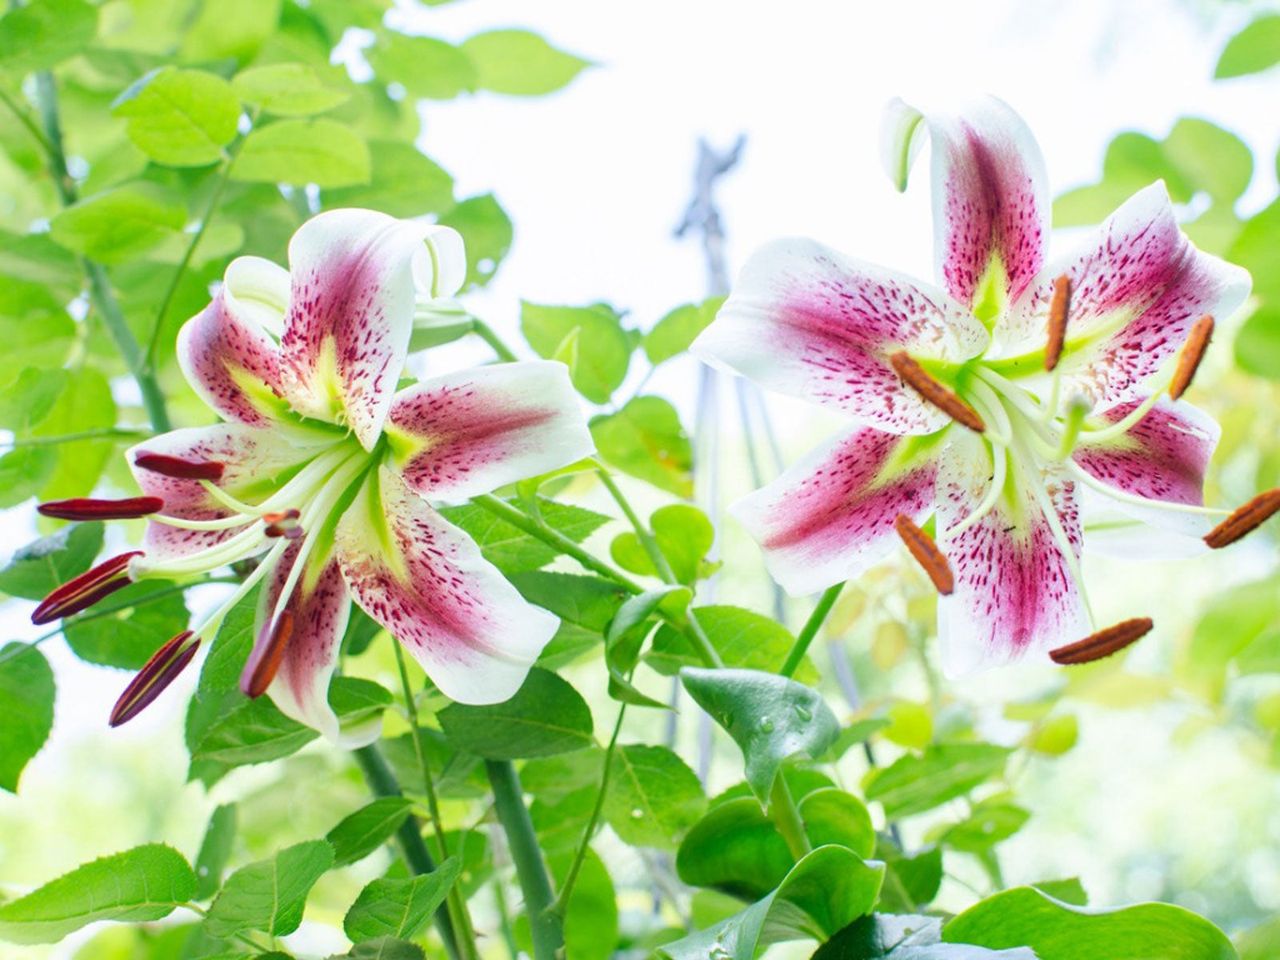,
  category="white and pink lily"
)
[693,96,1259,675]
[34,209,594,740]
